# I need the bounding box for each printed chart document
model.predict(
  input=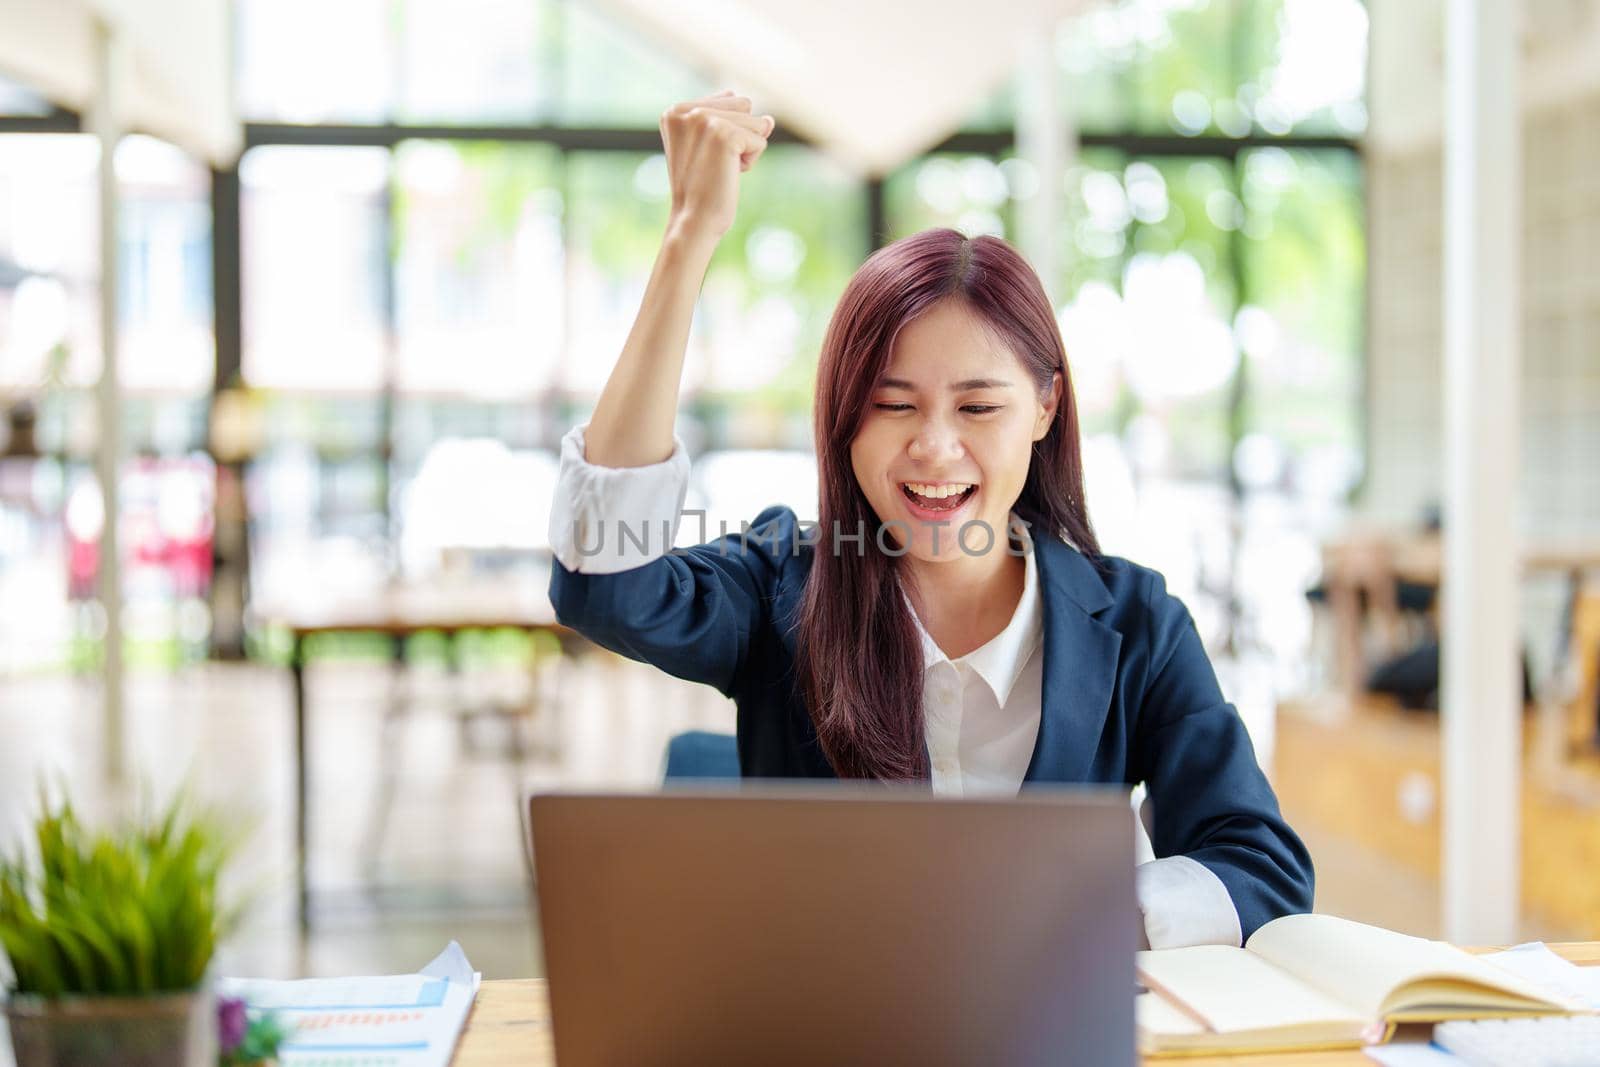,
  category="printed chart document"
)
[1136,914,1586,1057]
[218,941,480,1067]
